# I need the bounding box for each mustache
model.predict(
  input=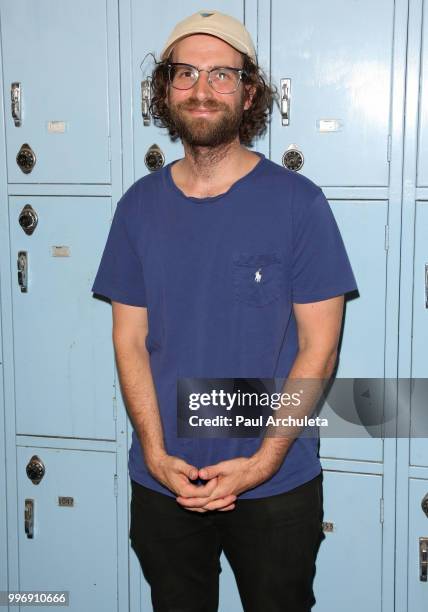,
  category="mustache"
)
[176,99,227,112]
